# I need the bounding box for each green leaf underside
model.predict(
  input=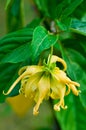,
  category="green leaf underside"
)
[71,19,86,36]
[31,26,58,62]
